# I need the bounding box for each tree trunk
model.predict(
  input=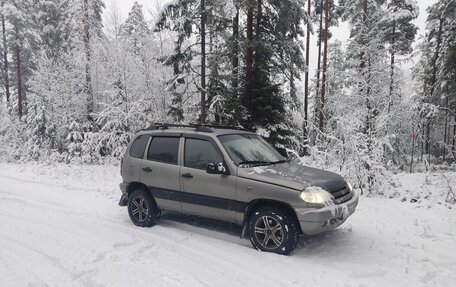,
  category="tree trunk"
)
[1,2,10,104]
[256,0,262,42]
[200,0,206,124]
[453,108,456,160]
[83,0,94,124]
[319,0,329,131]
[429,17,444,100]
[410,132,415,173]
[15,48,22,118]
[420,122,424,161]
[426,119,430,164]
[443,96,448,161]
[360,0,367,70]
[15,27,22,118]
[245,3,254,127]
[423,17,444,159]
[232,8,239,97]
[303,0,311,153]
[388,19,395,114]
[253,0,262,68]
[314,0,323,126]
